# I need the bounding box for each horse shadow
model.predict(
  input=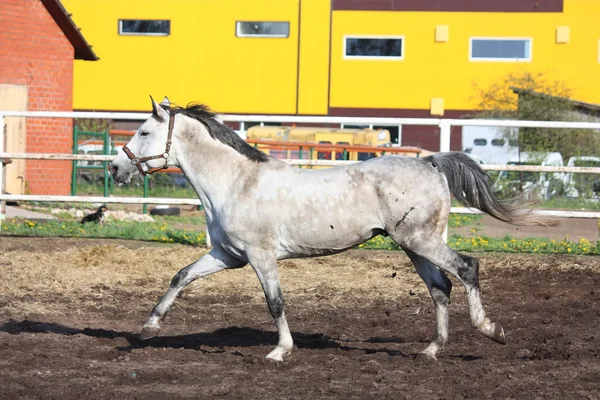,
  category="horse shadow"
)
[0,319,415,358]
